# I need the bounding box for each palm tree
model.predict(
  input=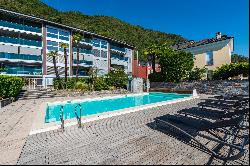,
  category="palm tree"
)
[73,33,83,80]
[60,42,69,82]
[47,51,60,79]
